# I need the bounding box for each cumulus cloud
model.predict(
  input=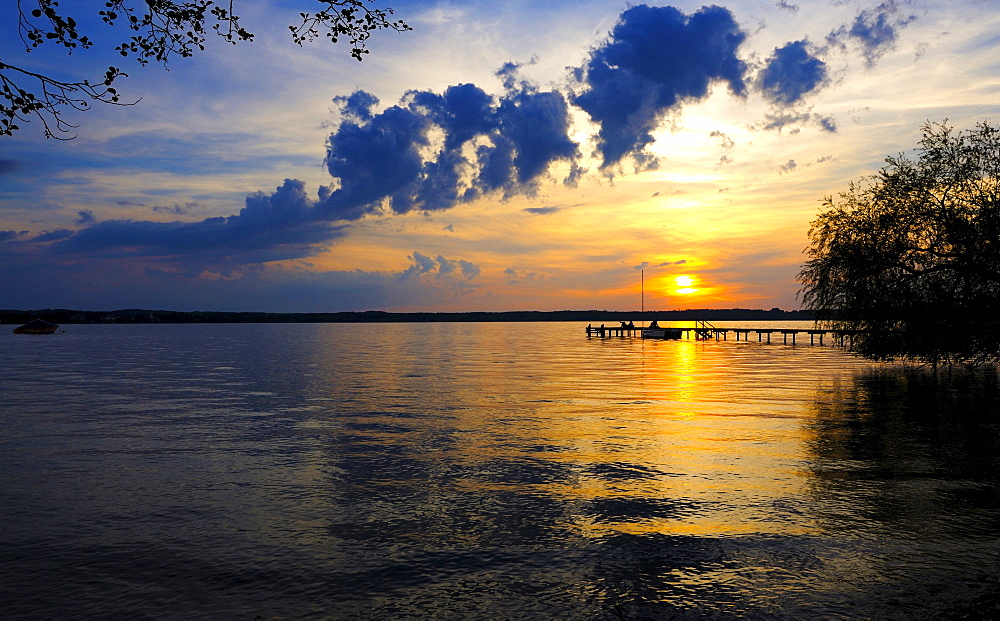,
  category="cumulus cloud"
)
[572,4,748,169]
[320,70,579,221]
[75,210,97,225]
[760,40,828,105]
